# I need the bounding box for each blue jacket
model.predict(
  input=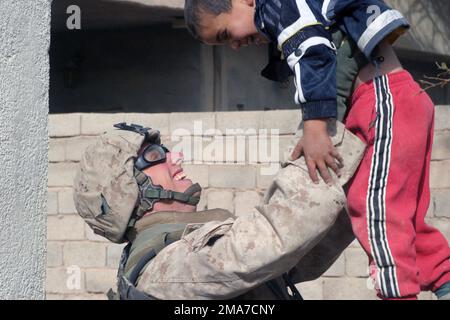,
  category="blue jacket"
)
[254,0,409,120]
